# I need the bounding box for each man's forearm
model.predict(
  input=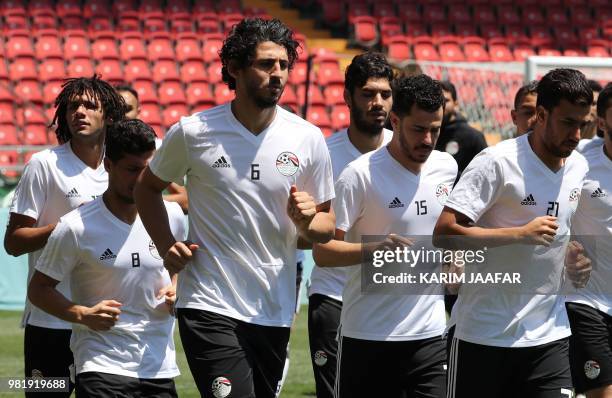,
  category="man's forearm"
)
[313,239,363,267]
[433,223,524,249]
[134,182,176,256]
[5,224,55,256]
[302,212,335,244]
[28,283,84,324]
